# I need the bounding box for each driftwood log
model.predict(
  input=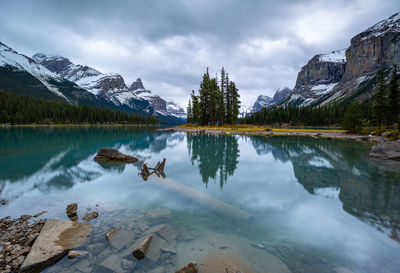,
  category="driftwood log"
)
[105,228,121,240]
[149,176,254,224]
[132,235,153,260]
[141,159,166,180]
